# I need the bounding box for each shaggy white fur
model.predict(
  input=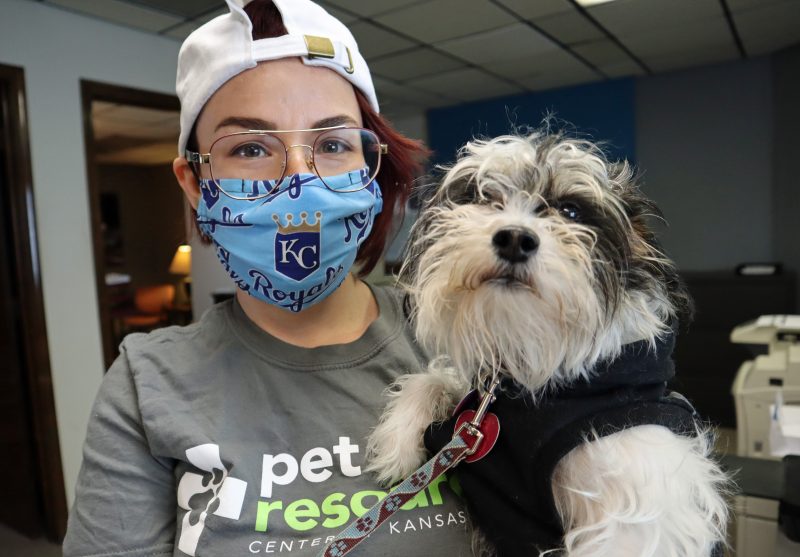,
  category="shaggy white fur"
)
[366,131,730,557]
